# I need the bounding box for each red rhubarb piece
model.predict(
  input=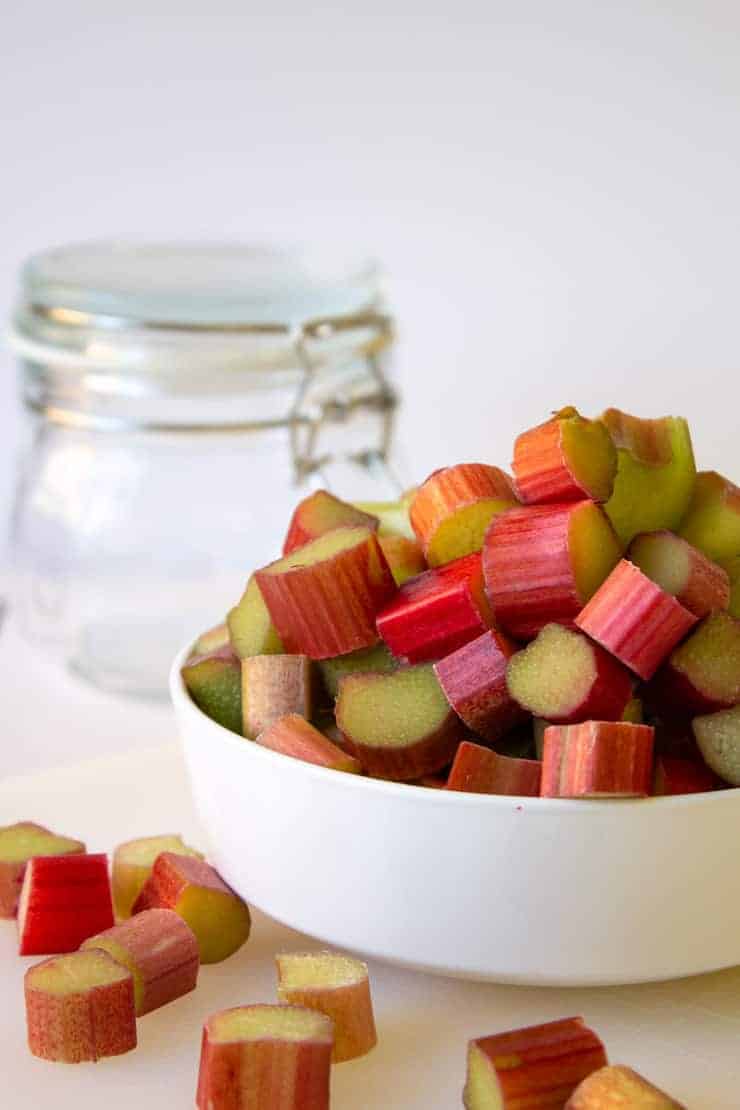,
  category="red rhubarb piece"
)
[483,501,622,640]
[446,741,541,795]
[575,560,698,680]
[18,854,114,956]
[434,629,527,743]
[256,714,363,774]
[283,489,378,554]
[628,530,730,618]
[646,611,740,717]
[541,721,655,798]
[376,552,494,663]
[0,823,85,920]
[276,951,377,1062]
[652,755,717,796]
[512,406,617,505]
[409,462,518,566]
[463,1016,607,1109]
[566,1064,686,1108]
